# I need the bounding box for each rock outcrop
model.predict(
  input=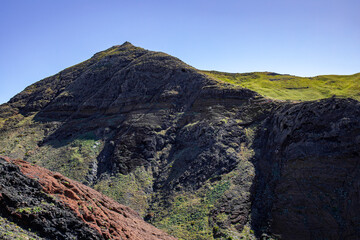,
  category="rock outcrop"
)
[0,156,176,240]
[252,98,360,240]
